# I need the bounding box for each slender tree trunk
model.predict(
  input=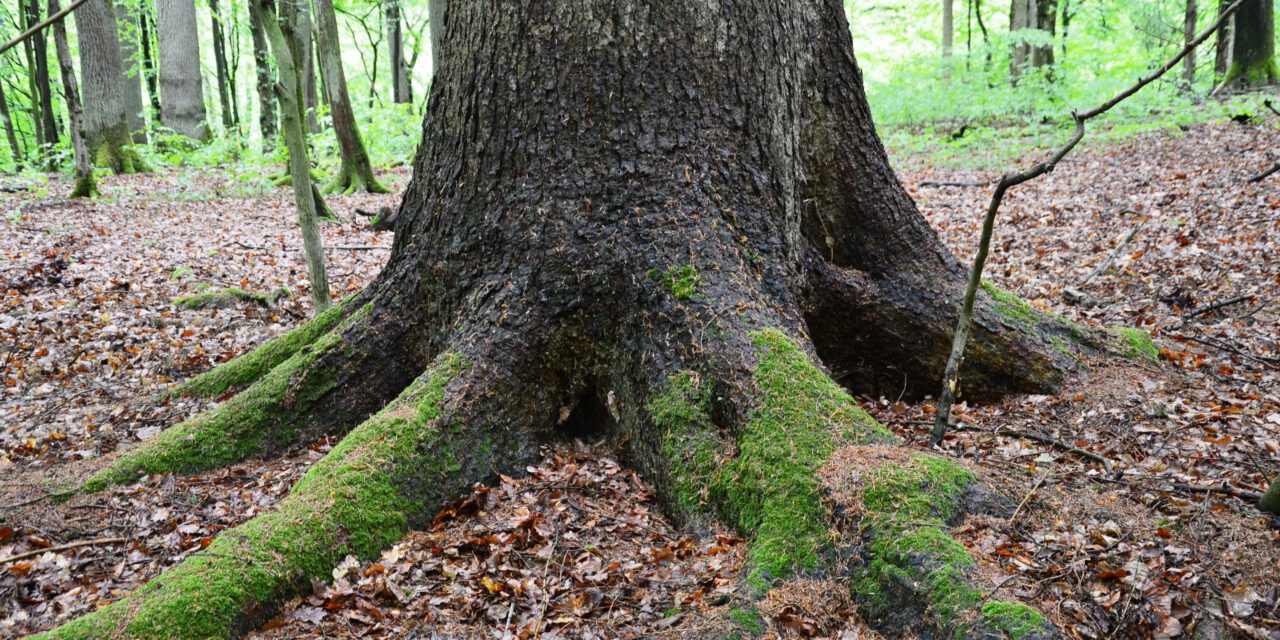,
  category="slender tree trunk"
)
[75,0,145,173]
[139,4,161,124]
[1010,0,1030,78]
[1215,0,1234,76]
[209,0,234,133]
[1033,0,1056,68]
[43,3,1078,639]
[250,4,277,144]
[276,0,317,132]
[314,0,386,193]
[0,82,23,171]
[251,0,330,311]
[943,0,954,58]
[20,0,46,152]
[115,0,148,142]
[227,7,241,131]
[1059,0,1072,62]
[24,0,60,151]
[50,0,96,197]
[1224,0,1278,84]
[1184,0,1198,86]
[385,0,409,103]
[155,0,209,140]
[428,0,443,66]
